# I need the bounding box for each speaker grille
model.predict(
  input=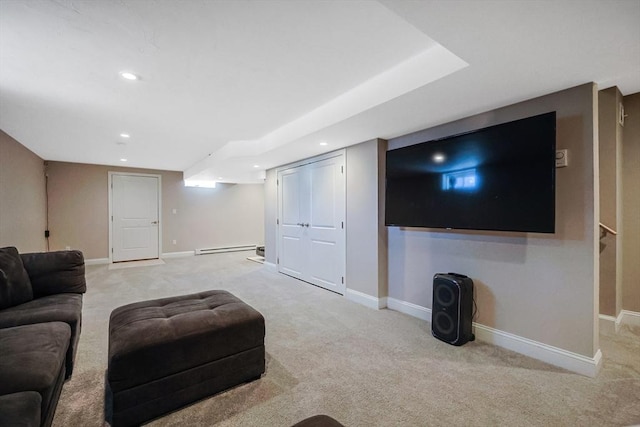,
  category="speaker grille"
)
[435,283,455,307]
[433,311,455,335]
